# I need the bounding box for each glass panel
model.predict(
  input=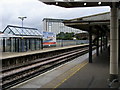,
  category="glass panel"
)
[22,28,27,35]
[24,29,29,35]
[36,39,40,50]
[35,30,41,35]
[9,31,14,34]
[33,30,38,35]
[36,30,41,35]
[4,28,11,34]
[29,39,31,50]
[19,39,22,52]
[0,38,3,52]
[26,39,30,51]
[11,38,16,52]
[30,29,36,35]
[39,40,41,49]
[17,39,20,52]
[31,39,35,50]
[25,29,31,35]
[23,39,26,51]
[9,27,20,35]
[25,29,32,35]
[22,29,28,35]
[23,39,25,51]
[14,38,17,52]
[15,28,22,35]
[5,38,11,52]
[30,30,36,35]
[16,28,26,35]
